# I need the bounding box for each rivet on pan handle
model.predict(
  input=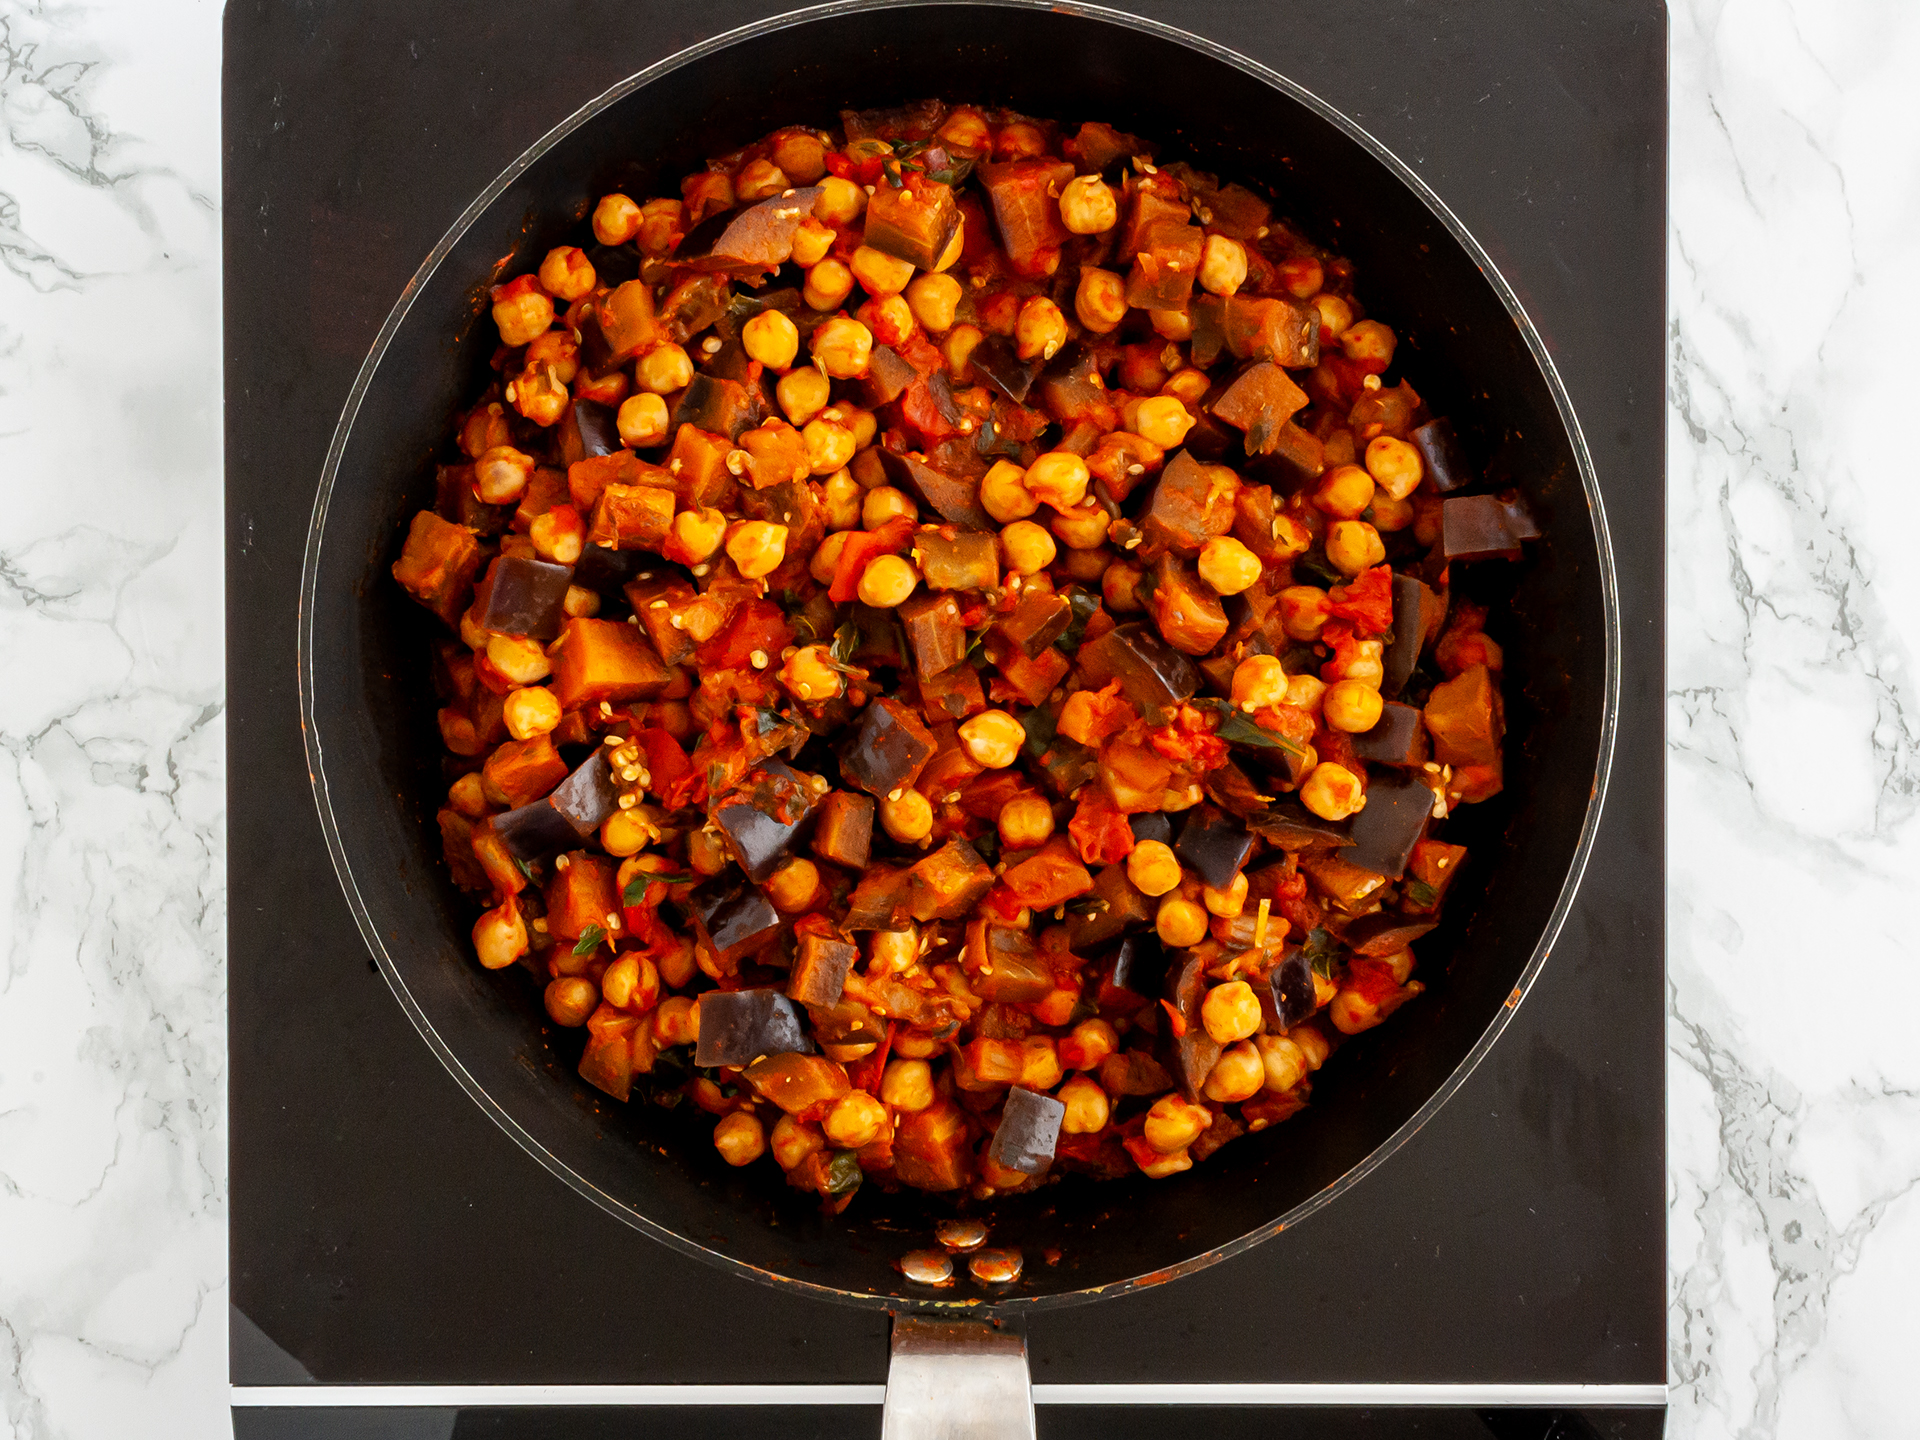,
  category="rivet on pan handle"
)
[882,1315,1035,1440]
